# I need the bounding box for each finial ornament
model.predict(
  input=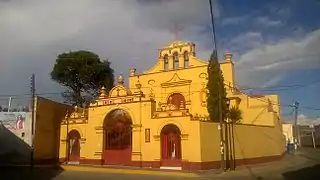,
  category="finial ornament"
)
[129,68,136,77]
[99,86,107,99]
[118,74,124,85]
[225,52,232,62]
